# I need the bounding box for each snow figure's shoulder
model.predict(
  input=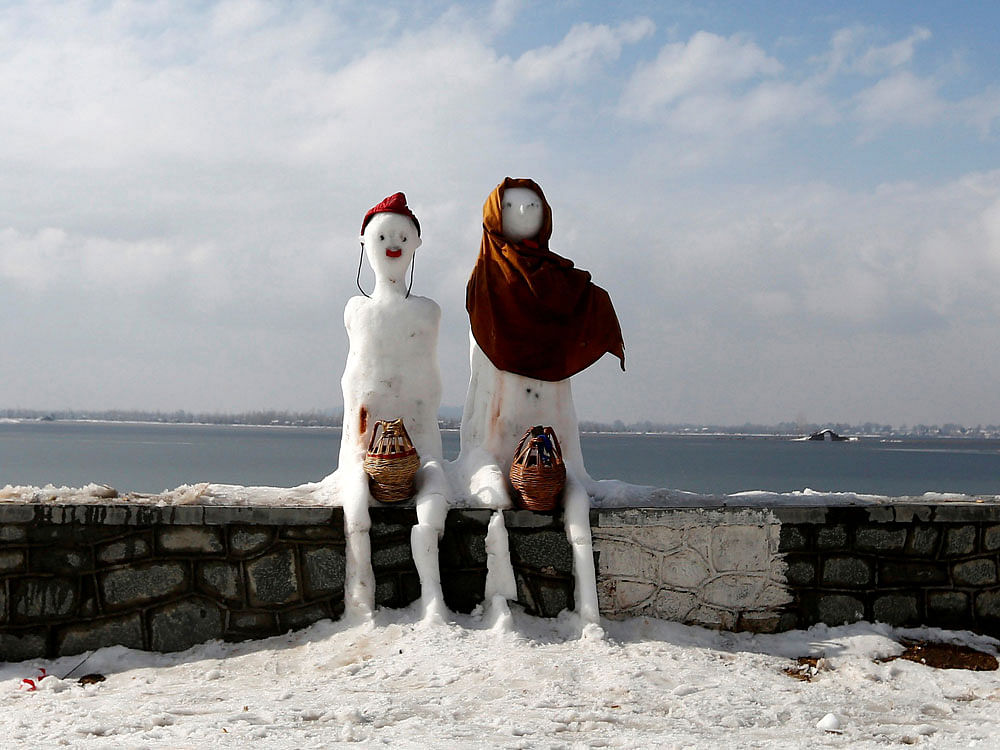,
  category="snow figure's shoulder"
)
[344,295,370,327]
[405,294,441,320]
